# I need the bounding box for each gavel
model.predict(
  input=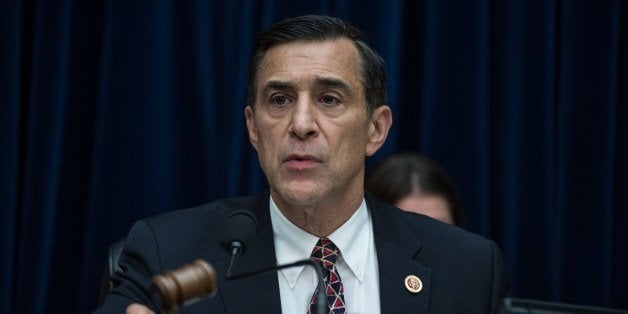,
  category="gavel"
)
[150,259,217,312]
